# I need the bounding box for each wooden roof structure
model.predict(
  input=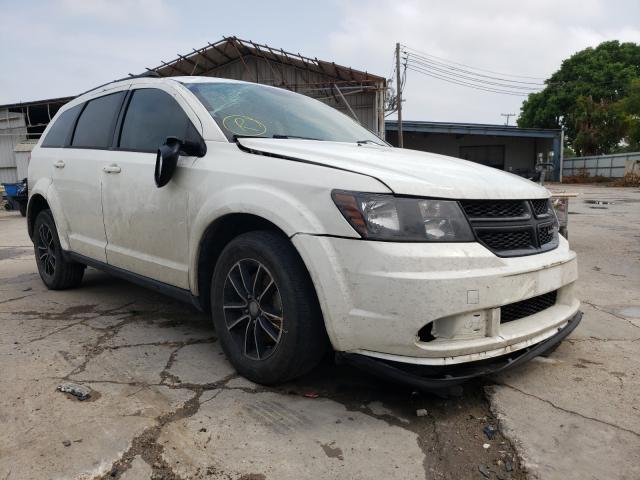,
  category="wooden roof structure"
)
[147,36,386,89]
